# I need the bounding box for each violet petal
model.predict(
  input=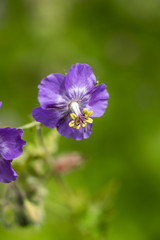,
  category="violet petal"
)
[0,157,18,183]
[32,107,61,128]
[87,83,109,117]
[65,63,96,99]
[0,128,26,160]
[38,73,68,109]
